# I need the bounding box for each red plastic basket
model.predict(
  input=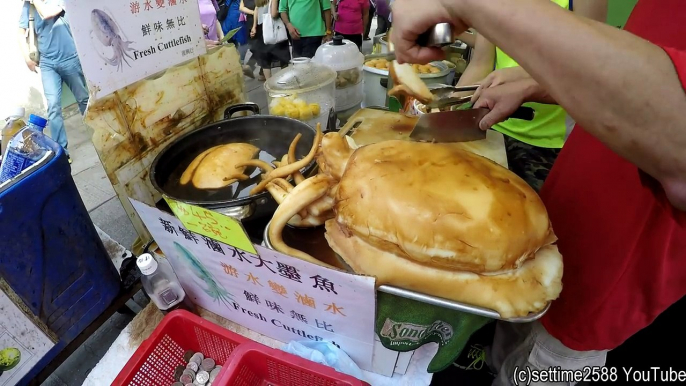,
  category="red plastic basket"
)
[214,342,370,386]
[113,310,250,385]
